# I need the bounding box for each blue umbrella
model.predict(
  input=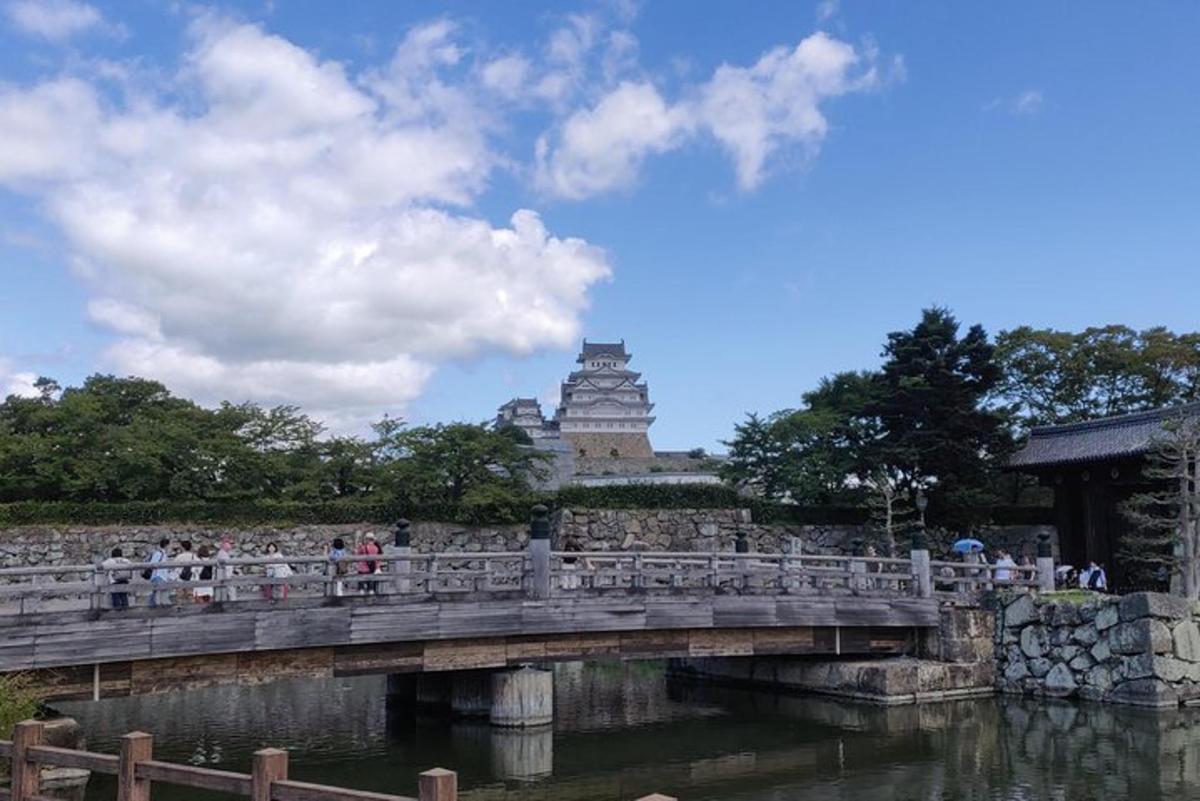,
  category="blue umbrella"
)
[952,538,985,554]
